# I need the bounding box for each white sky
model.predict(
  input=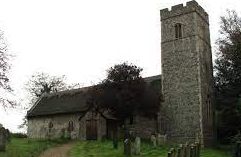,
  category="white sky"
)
[0,0,240,133]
